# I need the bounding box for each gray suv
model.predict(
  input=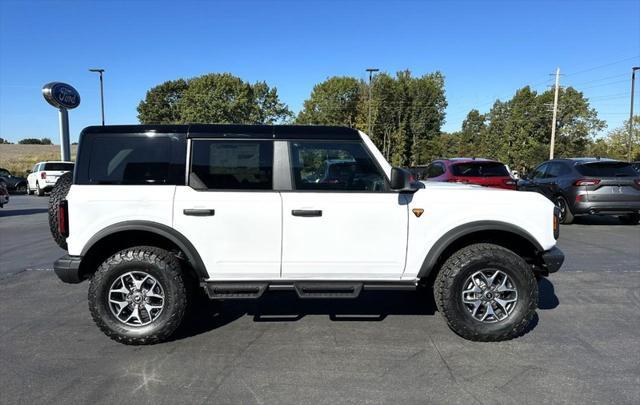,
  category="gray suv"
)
[518,158,640,224]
